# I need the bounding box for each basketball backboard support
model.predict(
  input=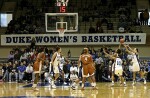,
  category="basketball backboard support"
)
[45,13,78,33]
